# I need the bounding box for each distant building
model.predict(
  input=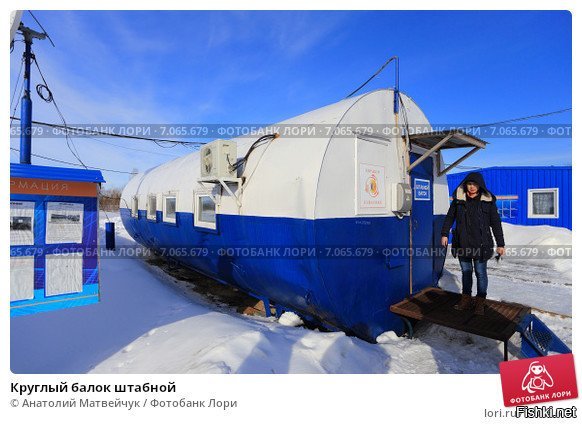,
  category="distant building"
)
[10,164,105,316]
[447,166,571,230]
